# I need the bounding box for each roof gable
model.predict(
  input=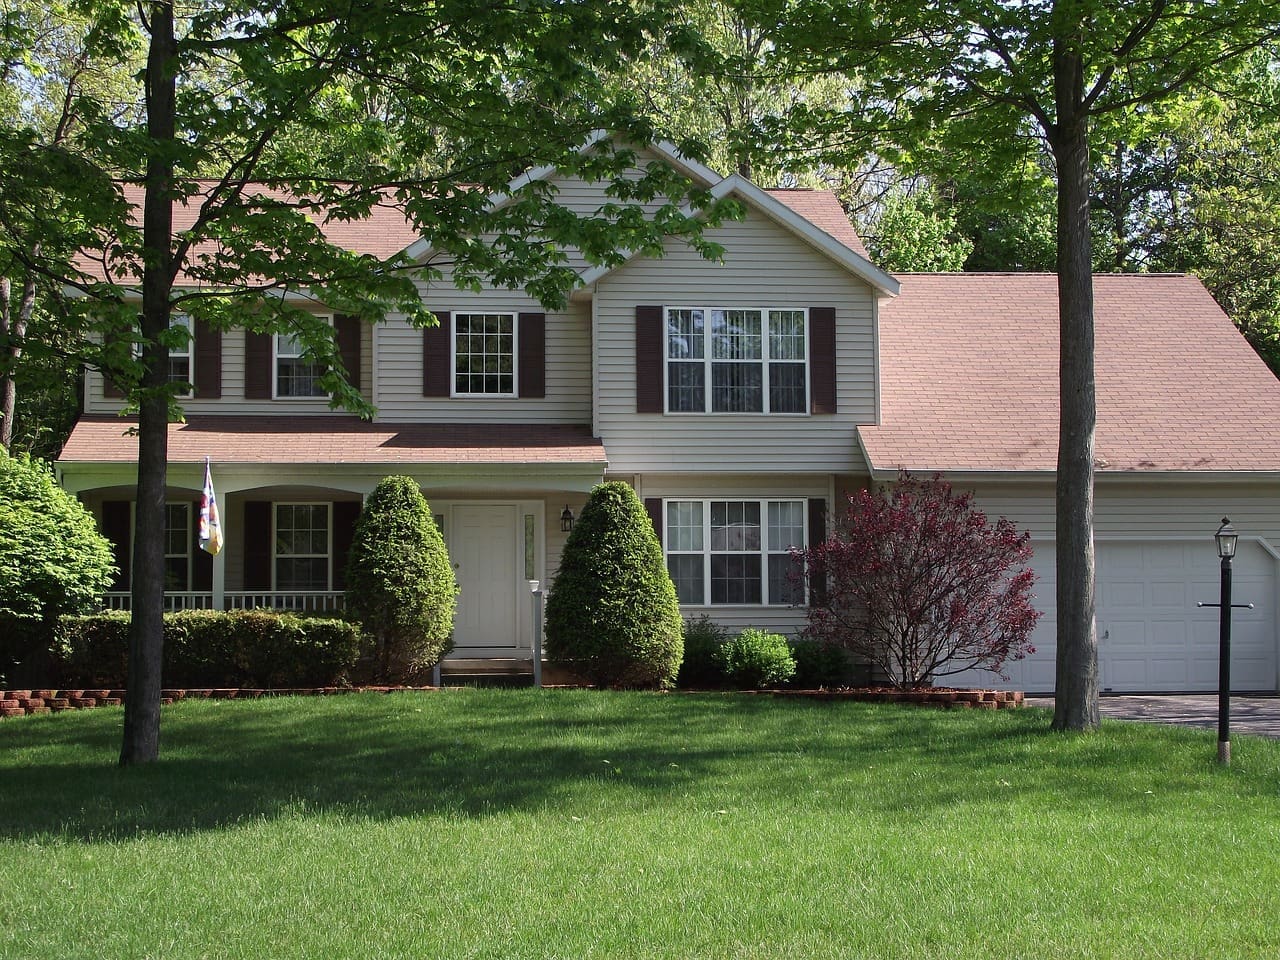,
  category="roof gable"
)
[578,173,899,297]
